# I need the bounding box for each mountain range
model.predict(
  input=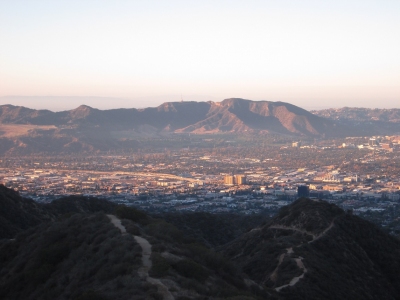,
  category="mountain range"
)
[0,98,335,134]
[1,185,400,299]
[0,98,399,154]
